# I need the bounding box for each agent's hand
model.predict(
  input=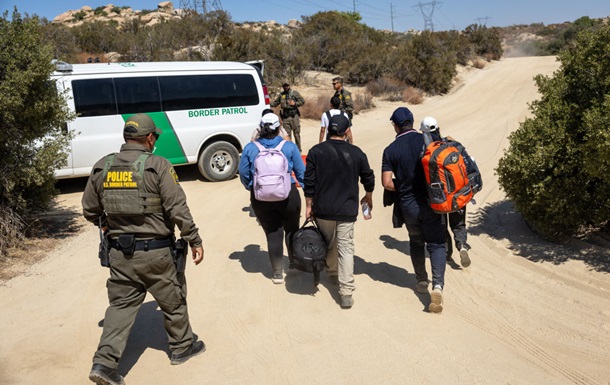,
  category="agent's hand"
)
[192,246,204,265]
